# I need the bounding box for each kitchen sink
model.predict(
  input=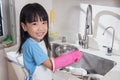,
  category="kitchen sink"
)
[71,52,116,75]
[50,42,117,76]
